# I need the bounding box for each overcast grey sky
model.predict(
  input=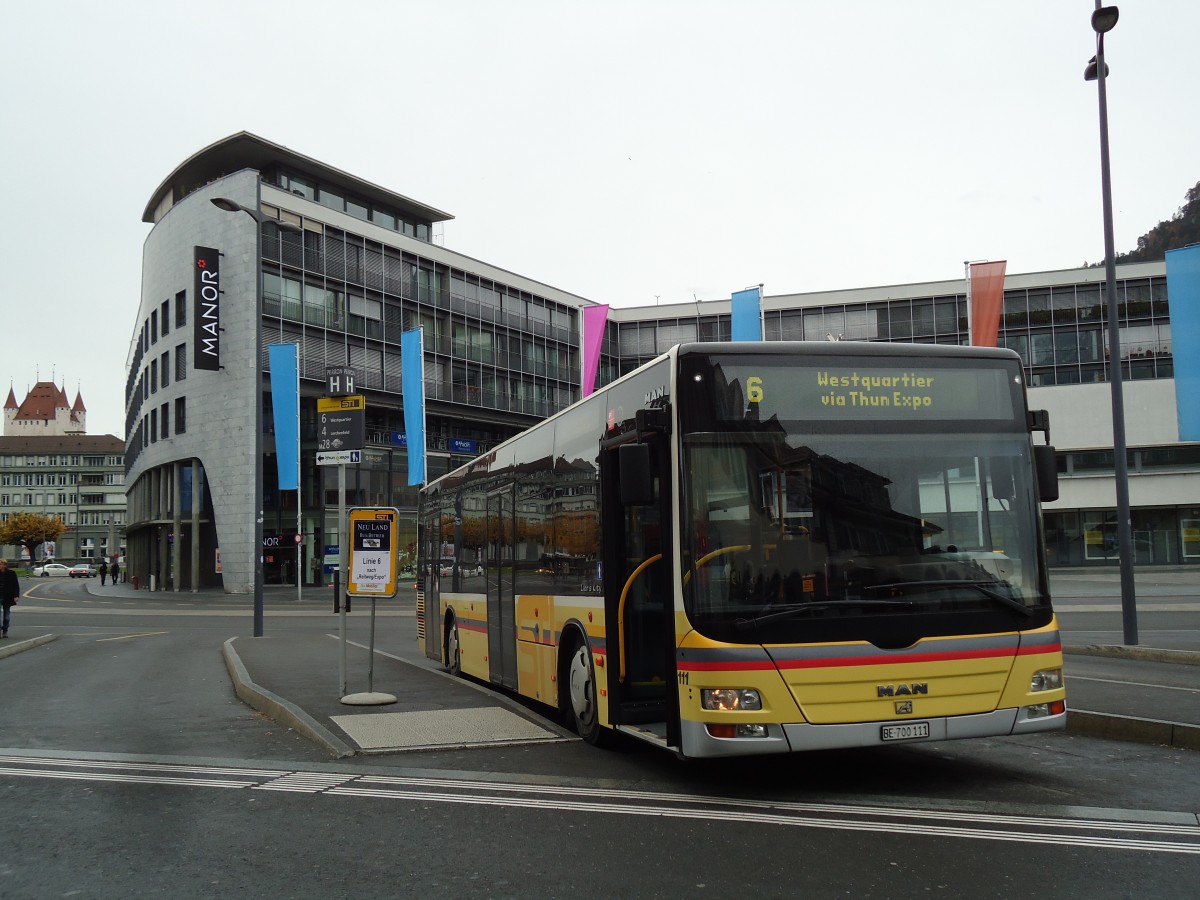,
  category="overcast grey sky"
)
[3,0,1196,438]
